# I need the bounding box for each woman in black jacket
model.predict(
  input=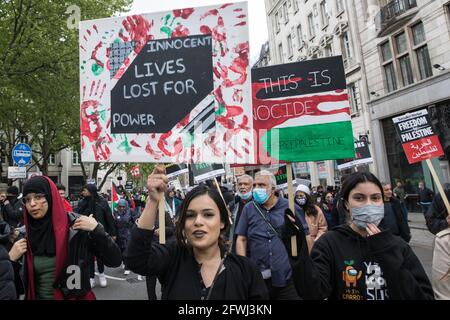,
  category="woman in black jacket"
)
[125,165,268,300]
[77,183,117,288]
[284,172,434,300]
[12,176,121,300]
[0,221,16,300]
